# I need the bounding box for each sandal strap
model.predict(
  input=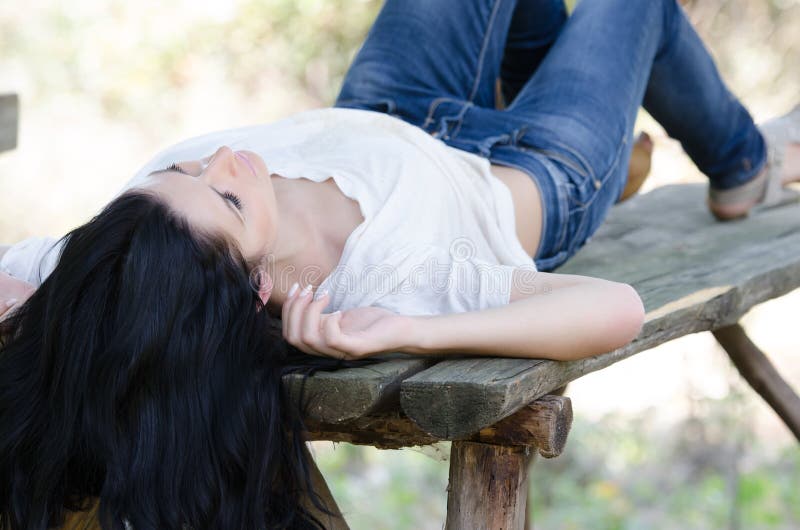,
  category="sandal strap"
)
[758,104,800,207]
[708,167,768,205]
[708,104,800,209]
